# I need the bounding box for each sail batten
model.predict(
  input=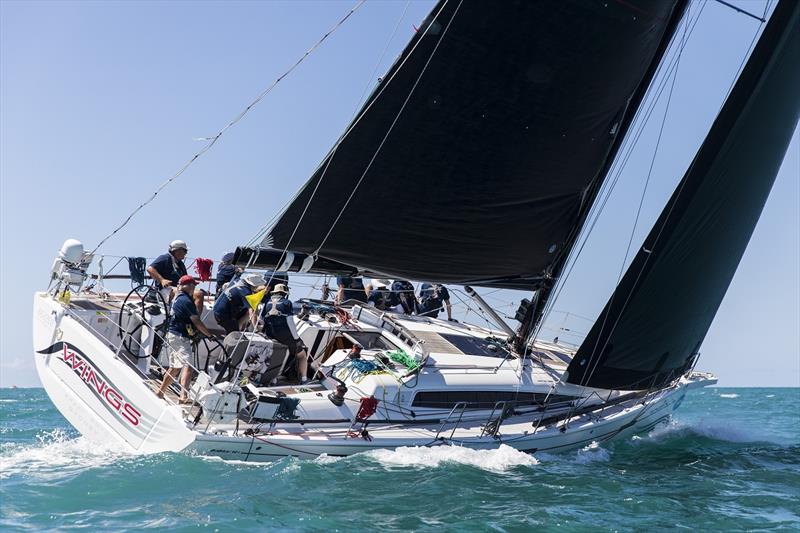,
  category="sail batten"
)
[566,0,800,390]
[256,0,689,294]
